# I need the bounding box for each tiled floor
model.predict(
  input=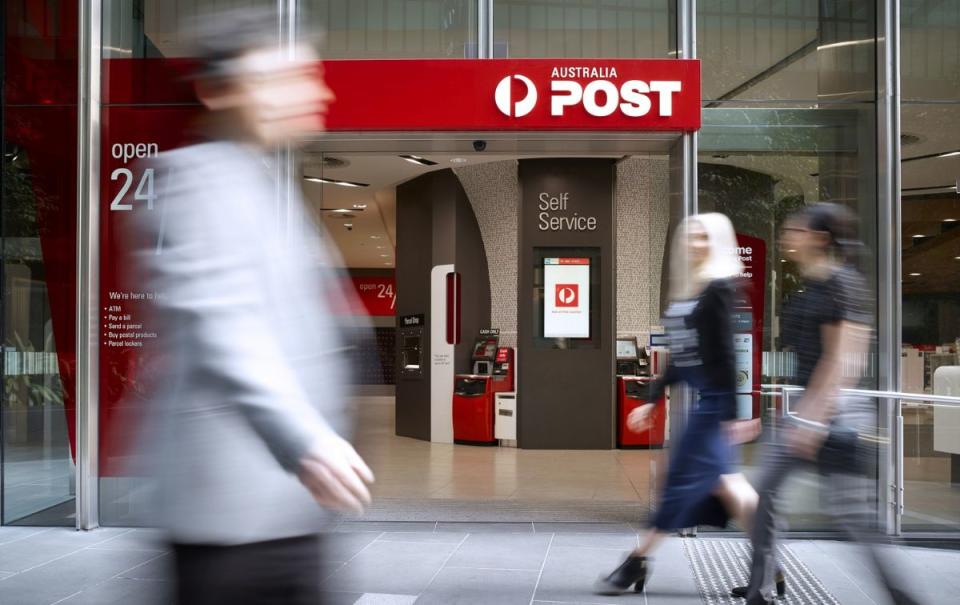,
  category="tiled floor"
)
[0,523,953,605]
[350,397,960,531]
[353,397,659,508]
